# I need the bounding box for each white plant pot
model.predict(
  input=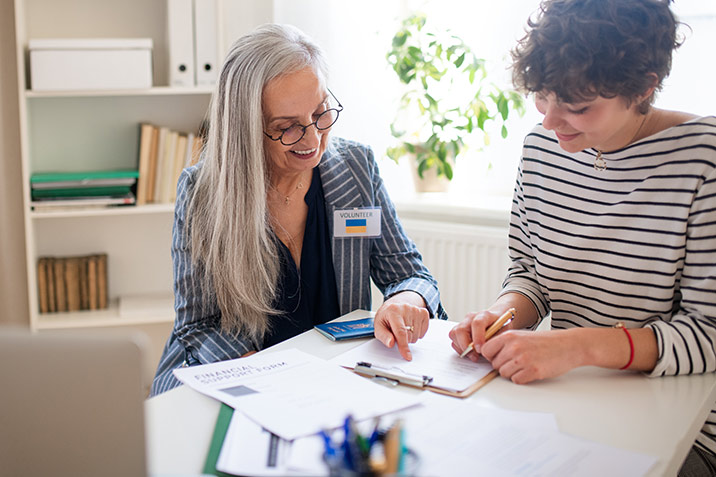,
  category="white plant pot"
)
[409,157,452,193]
